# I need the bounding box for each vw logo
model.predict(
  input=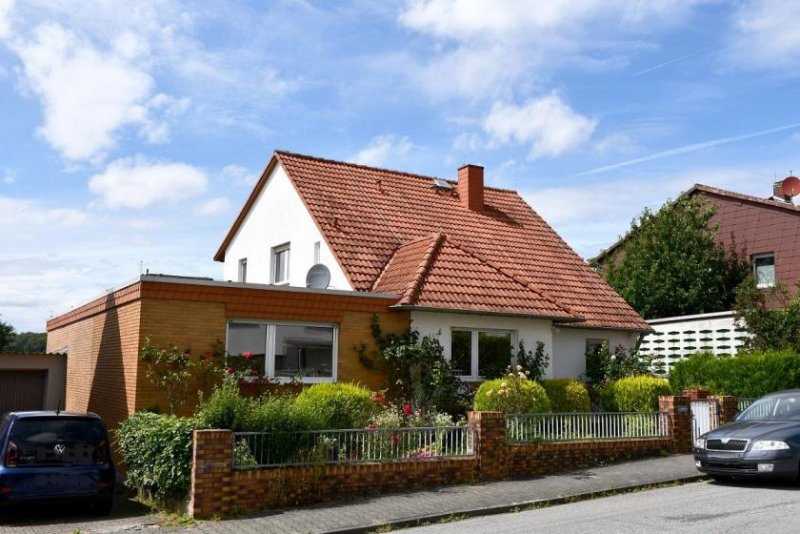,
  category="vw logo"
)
[53,443,66,455]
